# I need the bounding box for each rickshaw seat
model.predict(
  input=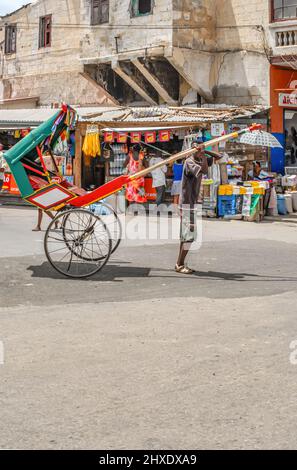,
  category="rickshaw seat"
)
[28,175,87,197]
[28,175,48,191]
